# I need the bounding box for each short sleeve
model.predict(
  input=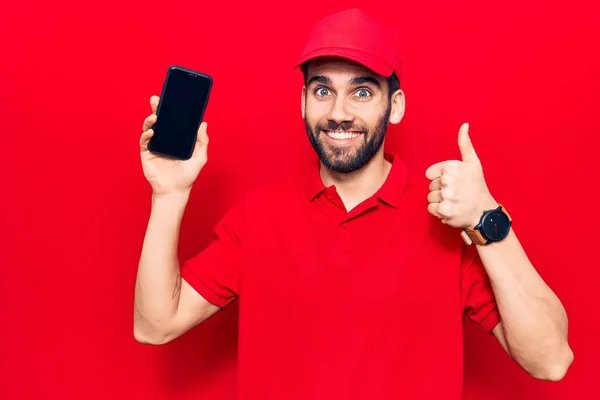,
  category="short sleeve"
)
[461,244,501,332]
[179,199,245,309]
